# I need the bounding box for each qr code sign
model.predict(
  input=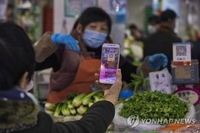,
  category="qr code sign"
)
[176,45,187,56]
[173,43,191,62]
